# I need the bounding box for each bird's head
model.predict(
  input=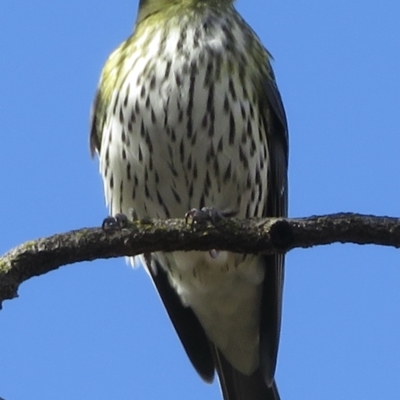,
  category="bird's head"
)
[137,0,234,24]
